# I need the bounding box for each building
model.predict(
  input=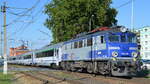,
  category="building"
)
[136,26,150,60]
[9,45,30,56]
